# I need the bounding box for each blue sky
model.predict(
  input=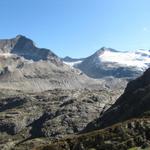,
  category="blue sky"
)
[0,0,150,57]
